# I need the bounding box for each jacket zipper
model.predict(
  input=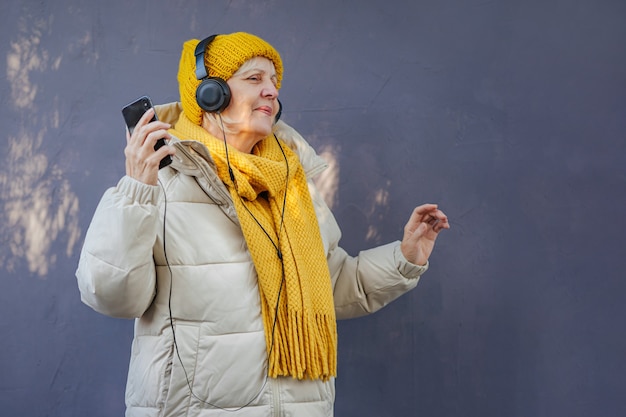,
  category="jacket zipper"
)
[270,377,282,417]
